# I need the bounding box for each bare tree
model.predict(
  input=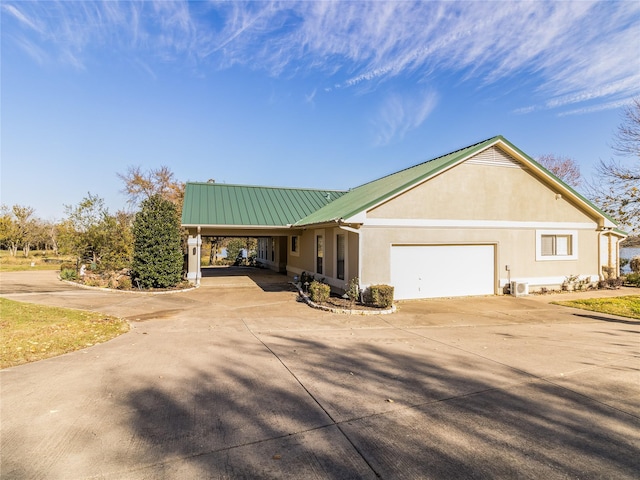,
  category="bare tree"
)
[536,154,581,187]
[612,97,640,158]
[590,98,640,233]
[118,166,185,209]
